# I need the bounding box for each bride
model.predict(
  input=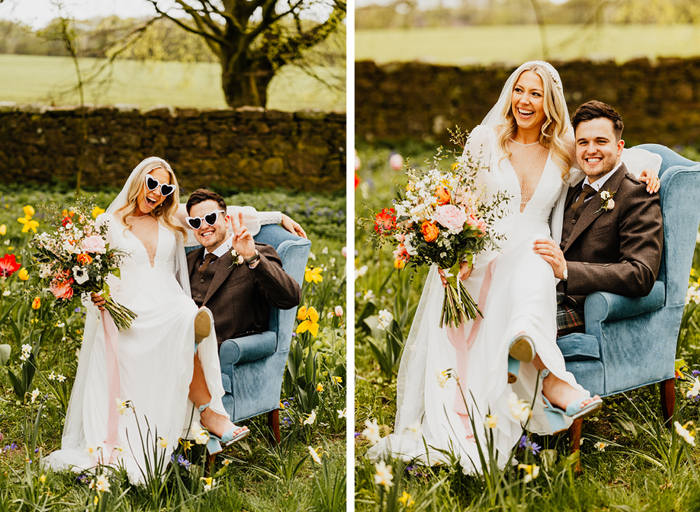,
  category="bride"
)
[369,61,659,473]
[45,157,291,483]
